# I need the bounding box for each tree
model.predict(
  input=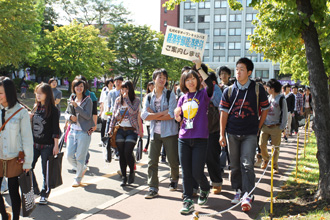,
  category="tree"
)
[0,0,41,67]
[36,20,114,81]
[164,0,330,200]
[56,0,130,32]
[107,24,163,88]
